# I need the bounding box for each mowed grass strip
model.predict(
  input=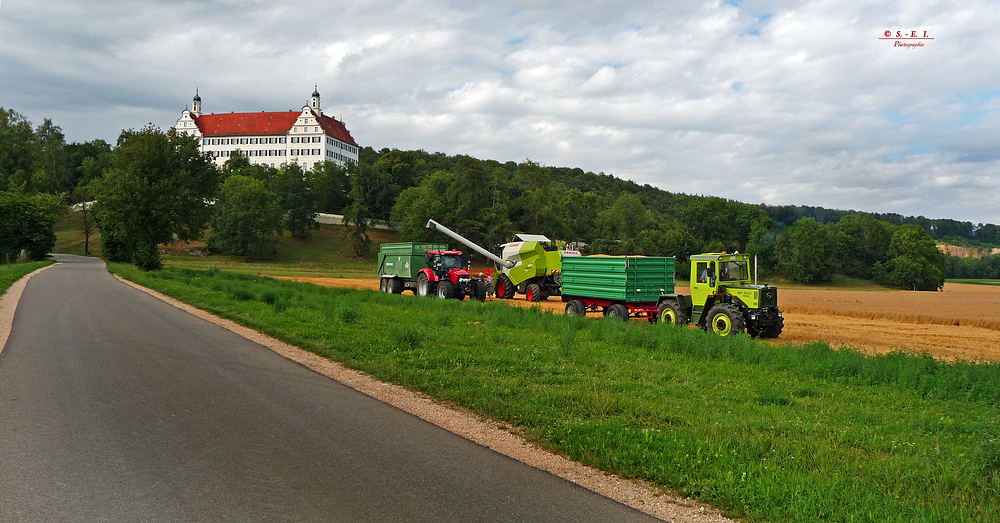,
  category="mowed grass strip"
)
[110,264,1000,523]
[0,261,55,294]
